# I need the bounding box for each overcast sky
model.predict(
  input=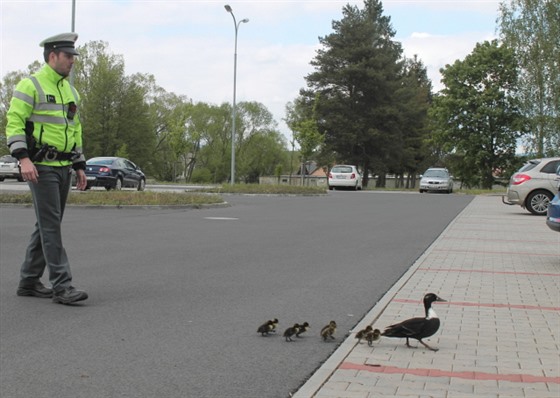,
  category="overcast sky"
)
[1,0,500,139]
